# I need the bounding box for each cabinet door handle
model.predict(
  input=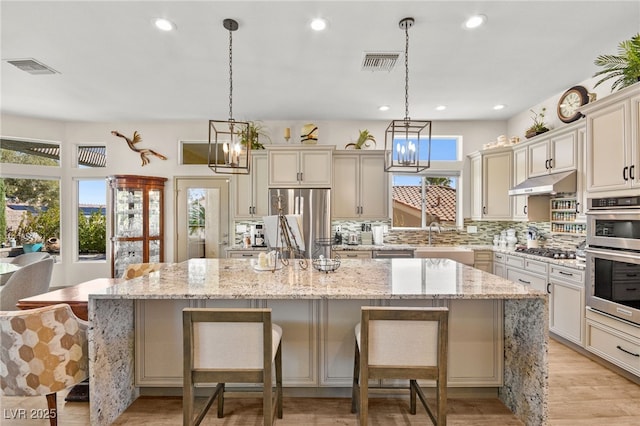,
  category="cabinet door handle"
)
[547,283,551,294]
[524,205,527,214]
[616,345,640,357]
[630,165,636,180]
[544,159,549,169]
[518,278,531,285]
[483,206,487,214]
[558,271,574,277]
[575,202,580,214]
[623,166,629,181]
[548,158,553,169]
